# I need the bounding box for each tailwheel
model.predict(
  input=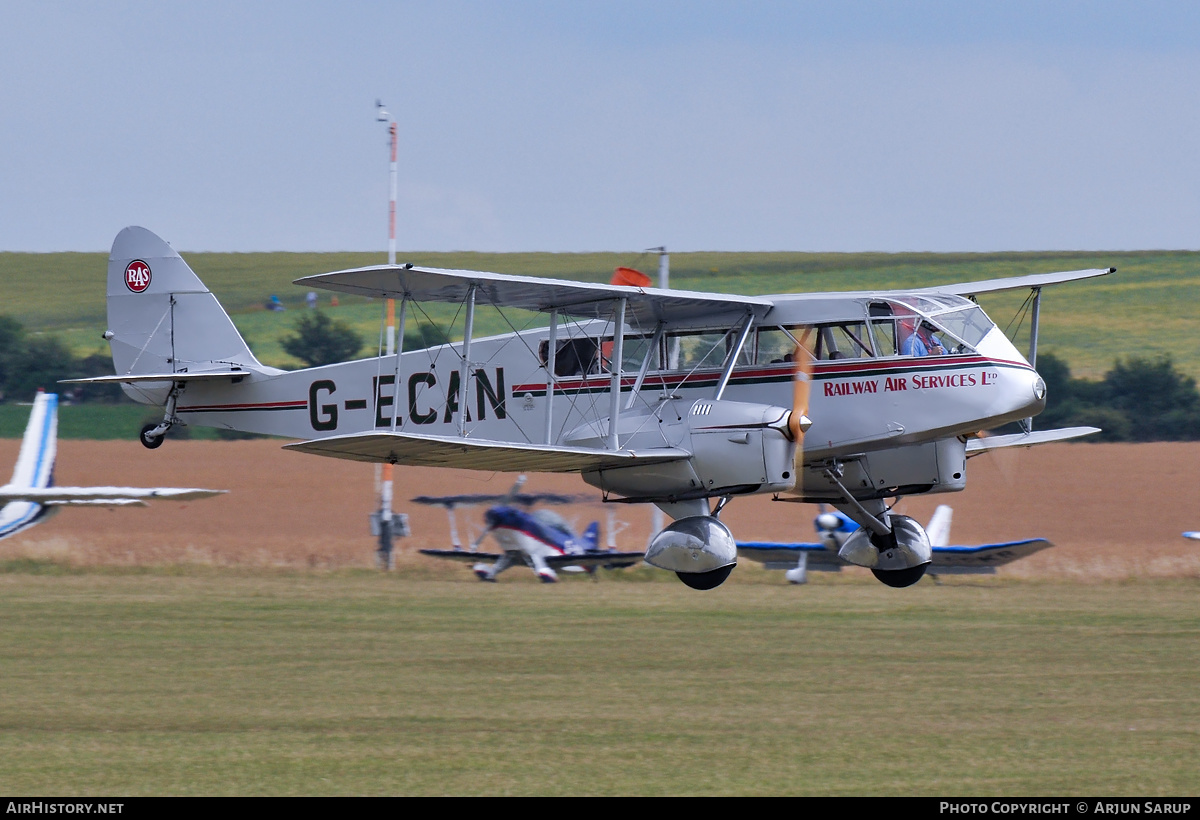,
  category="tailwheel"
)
[871,563,929,588]
[676,564,734,590]
[139,424,166,449]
